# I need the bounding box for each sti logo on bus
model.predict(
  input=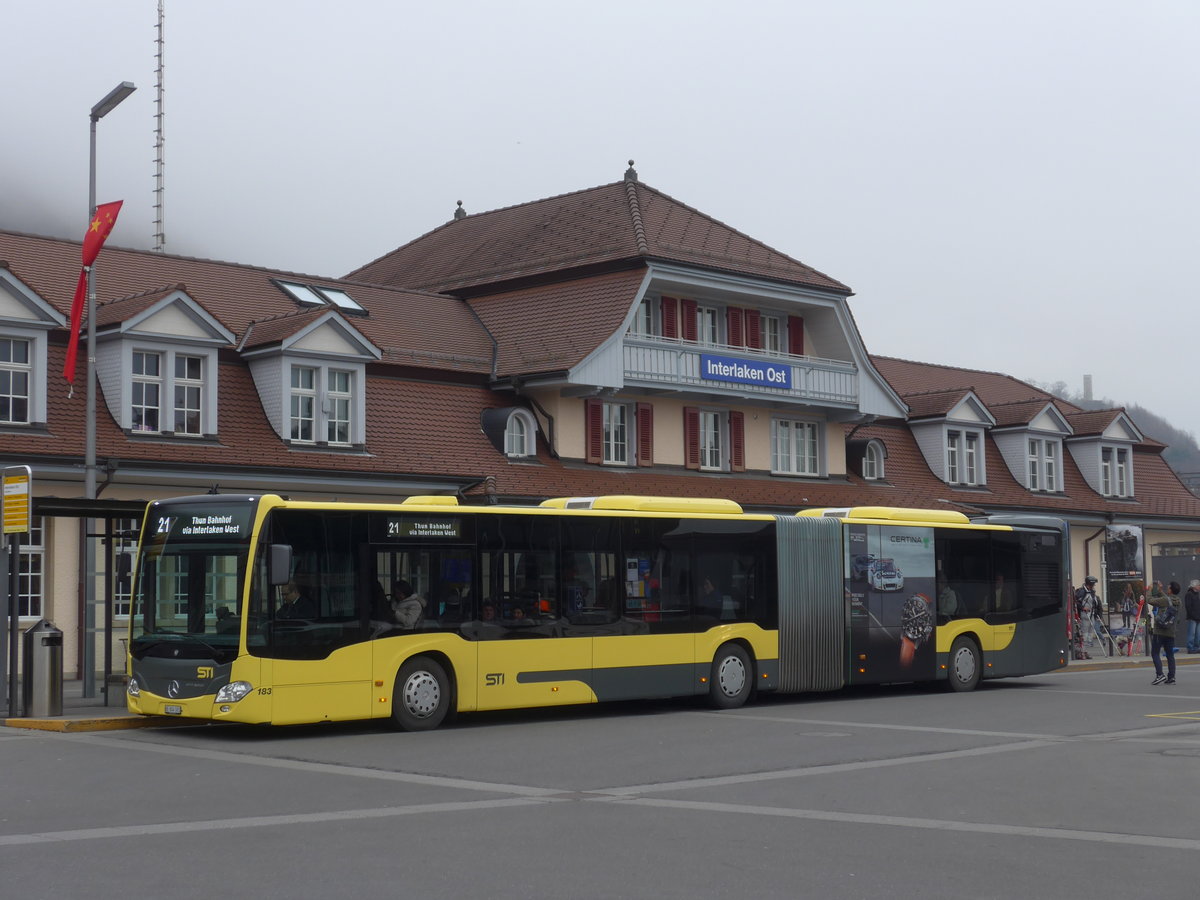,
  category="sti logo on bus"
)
[485,673,504,686]
[196,666,214,679]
